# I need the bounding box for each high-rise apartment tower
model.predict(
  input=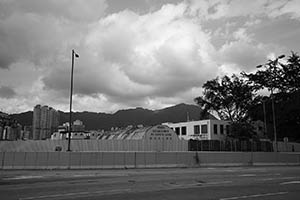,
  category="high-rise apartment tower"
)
[32,105,59,140]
